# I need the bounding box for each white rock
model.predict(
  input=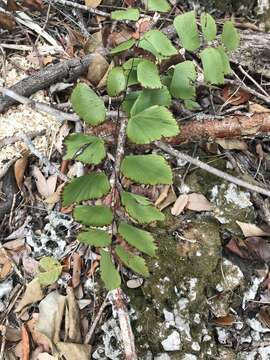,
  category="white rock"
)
[191,342,200,351]
[216,328,229,344]
[161,331,181,351]
[181,355,197,360]
[154,354,171,360]
[247,318,270,333]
